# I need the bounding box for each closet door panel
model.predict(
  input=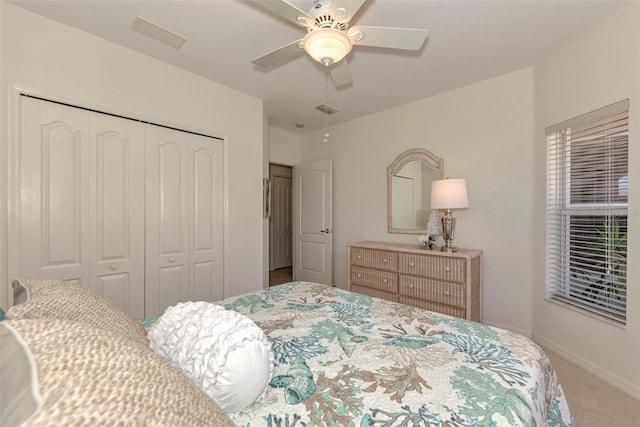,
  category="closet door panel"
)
[18,96,90,284]
[190,136,224,302]
[97,273,130,308]
[145,126,189,316]
[193,261,215,302]
[158,265,186,312]
[89,114,145,318]
[159,143,186,256]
